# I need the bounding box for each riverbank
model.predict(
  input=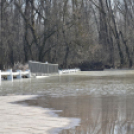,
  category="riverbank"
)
[67,70,134,77]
